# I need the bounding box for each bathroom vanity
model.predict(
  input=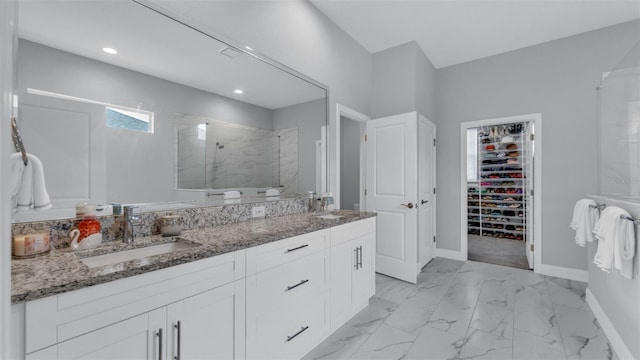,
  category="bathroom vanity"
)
[10,211,376,360]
